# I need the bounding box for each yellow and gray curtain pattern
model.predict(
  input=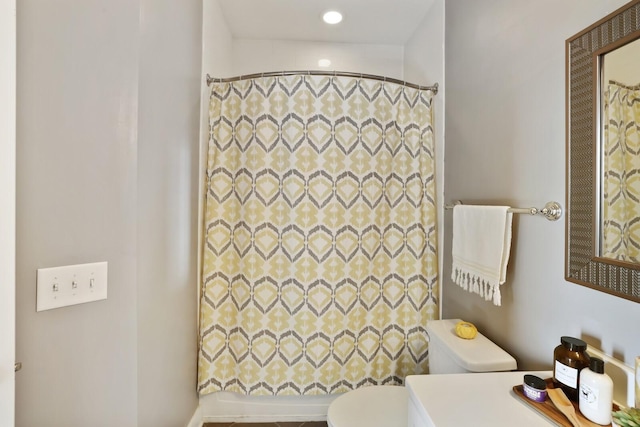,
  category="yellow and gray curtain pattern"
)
[198,74,439,396]
[603,81,640,263]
